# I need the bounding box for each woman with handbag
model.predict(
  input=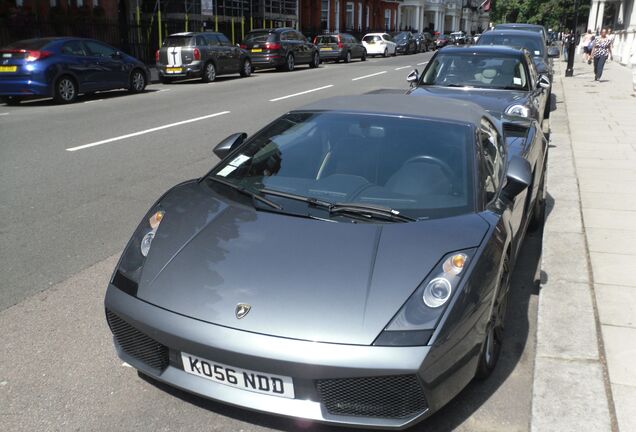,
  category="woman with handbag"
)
[591,28,613,81]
